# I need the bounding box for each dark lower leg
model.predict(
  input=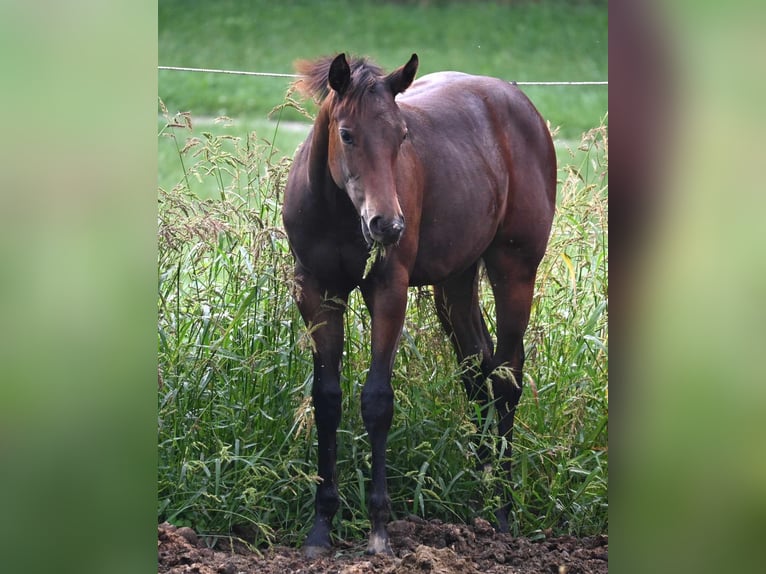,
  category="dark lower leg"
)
[304,371,342,555]
[359,281,408,555]
[490,343,524,532]
[483,250,535,533]
[434,270,496,468]
[295,281,348,558]
[361,379,394,555]
[460,355,494,467]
